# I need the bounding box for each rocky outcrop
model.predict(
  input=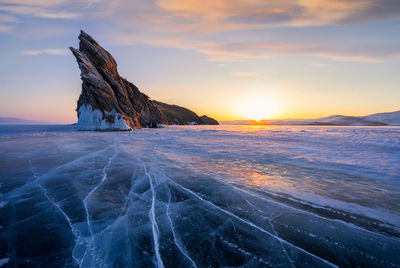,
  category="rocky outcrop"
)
[200,115,219,125]
[154,101,204,125]
[70,30,218,130]
[70,31,162,130]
